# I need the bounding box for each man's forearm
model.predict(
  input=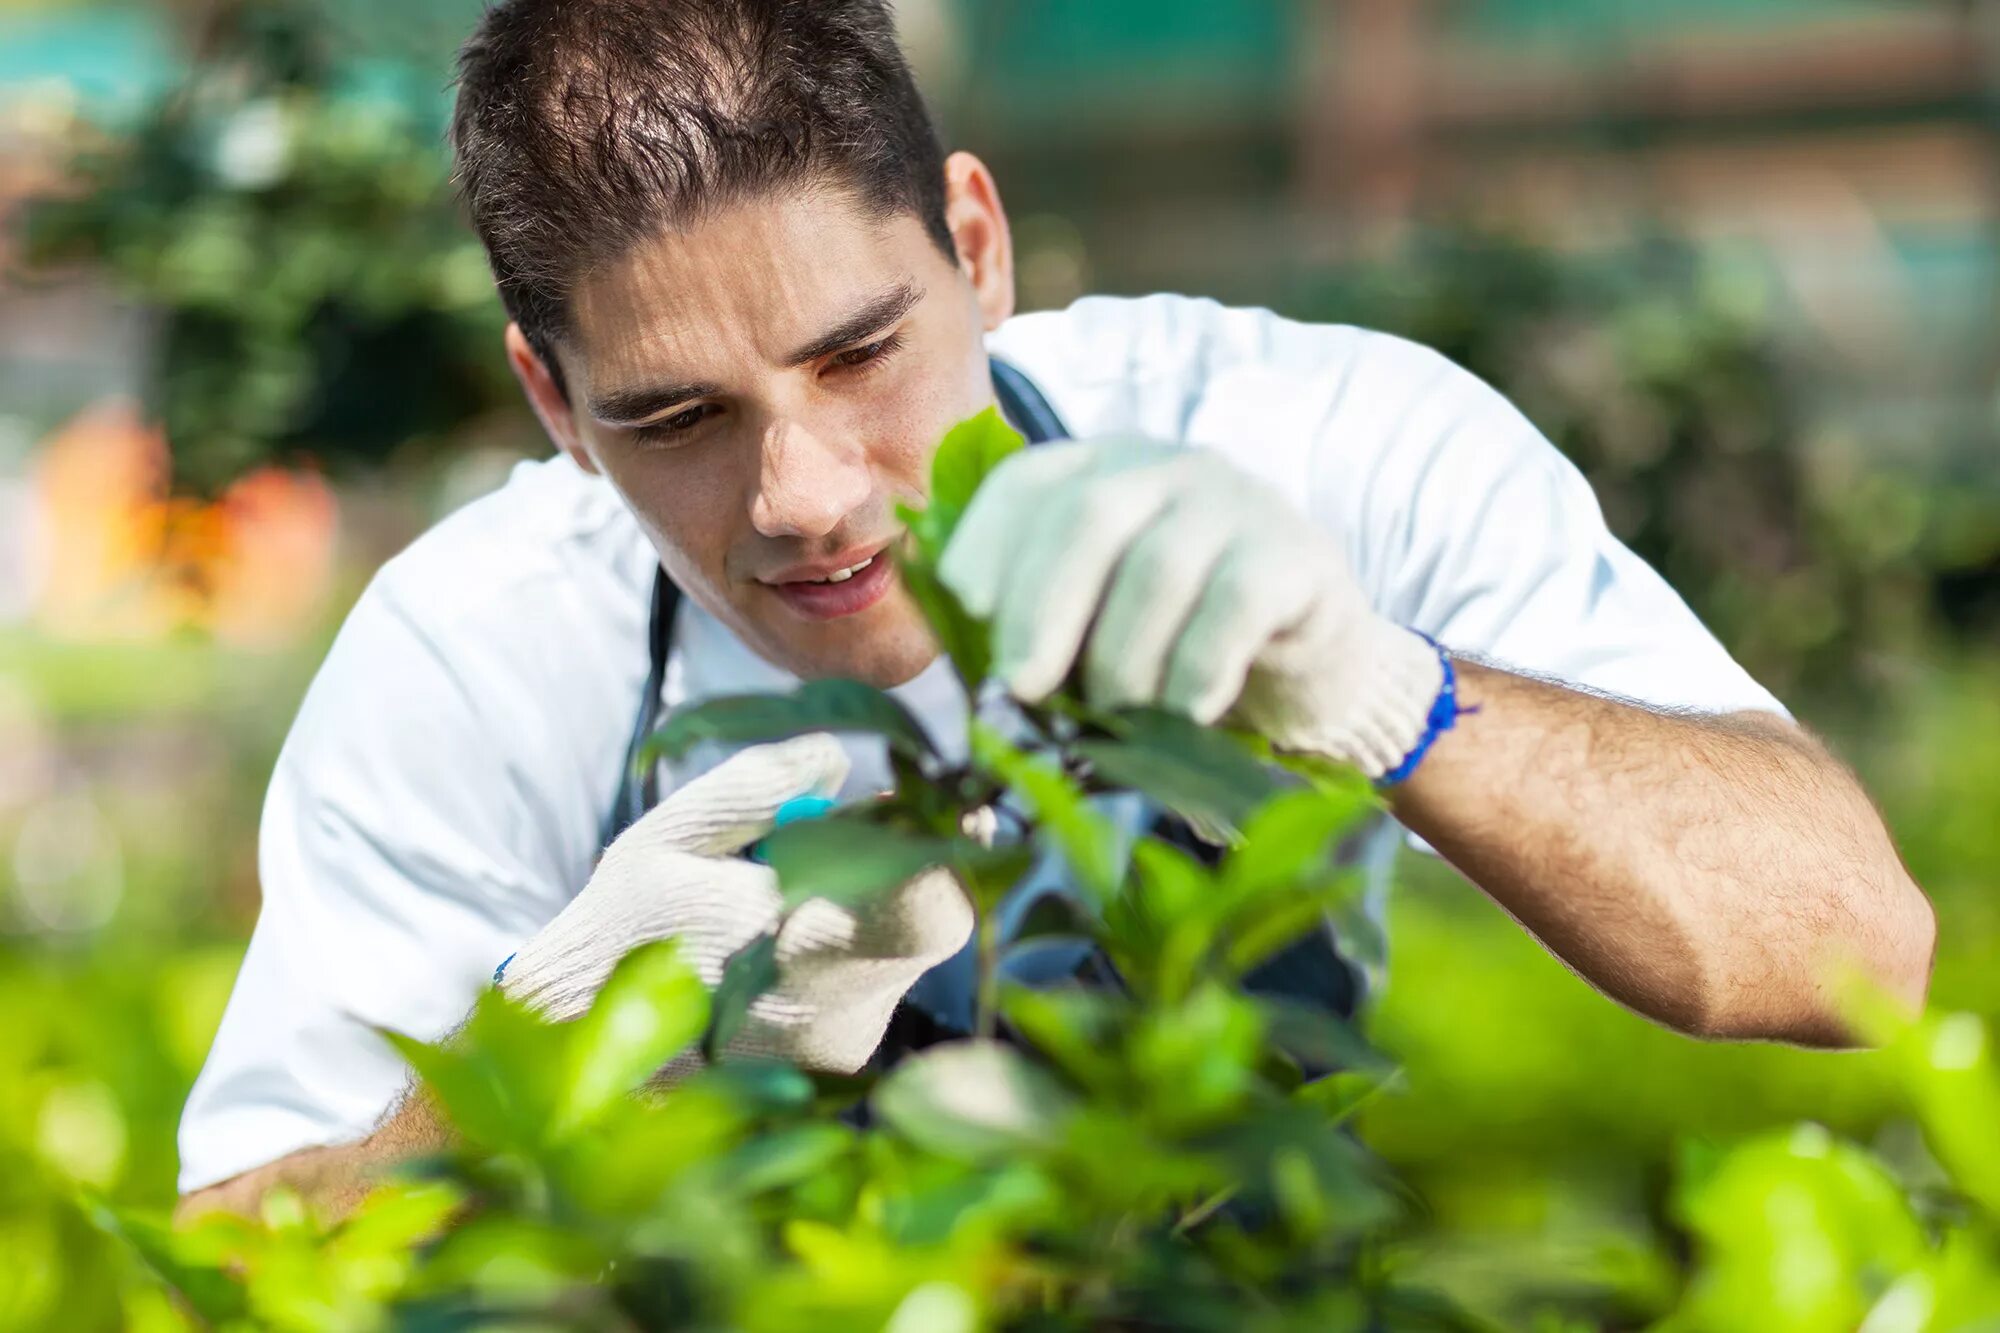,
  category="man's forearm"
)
[176,1085,452,1225]
[1390,660,1935,1045]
